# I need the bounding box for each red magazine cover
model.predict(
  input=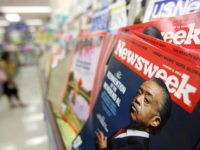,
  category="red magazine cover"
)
[113,32,200,114]
[72,31,200,150]
[119,12,200,52]
[130,30,200,65]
